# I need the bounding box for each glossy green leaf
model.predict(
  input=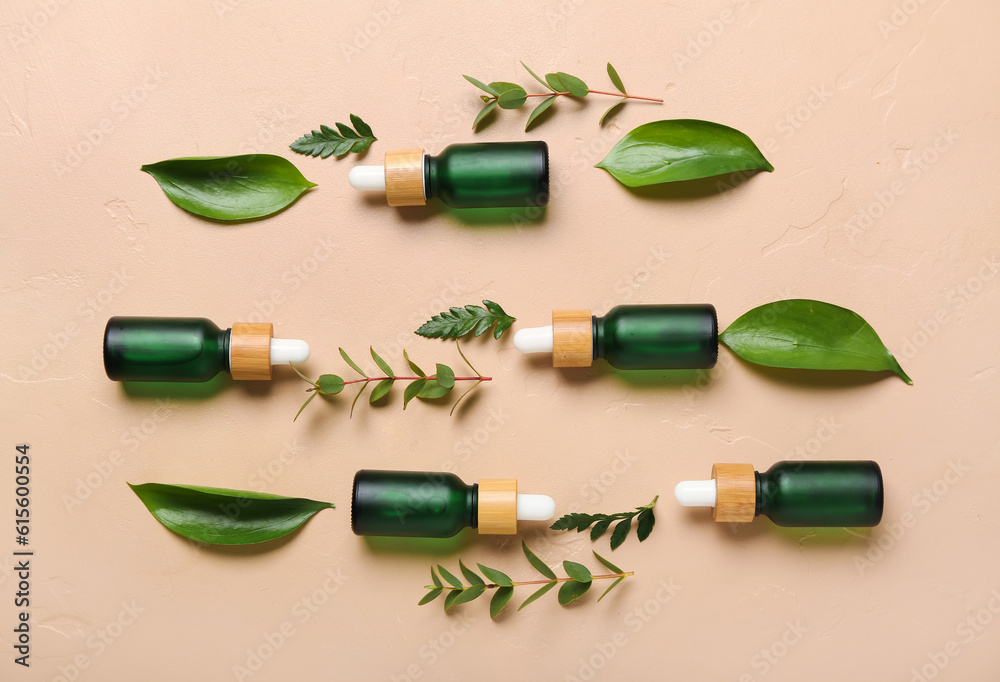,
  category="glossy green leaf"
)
[599,98,626,127]
[317,374,345,395]
[444,588,463,610]
[526,95,557,131]
[370,347,394,377]
[477,564,513,587]
[557,72,588,97]
[590,518,612,540]
[518,581,556,610]
[497,87,527,110]
[348,383,367,418]
[522,542,557,579]
[416,379,452,399]
[403,350,425,377]
[463,75,497,96]
[490,586,514,619]
[473,100,498,130]
[563,561,593,583]
[521,62,553,91]
[451,584,486,606]
[402,378,426,409]
[636,507,655,542]
[128,482,334,545]
[369,379,392,403]
[545,73,565,92]
[593,551,623,575]
[418,588,443,605]
[607,62,626,94]
[719,299,912,383]
[290,117,377,158]
[488,81,522,94]
[293,391,316,422]
[340,347,367,377]
[609,518,631,550]
[415,300,516,340]
[595,119,774,187]
[431,567,442,588]
[558,580,591,605]
[459,560,484,586]
[435,364,455,388]
[598,576,625,602]
[141,155,316,221]
[437,564,463,589]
